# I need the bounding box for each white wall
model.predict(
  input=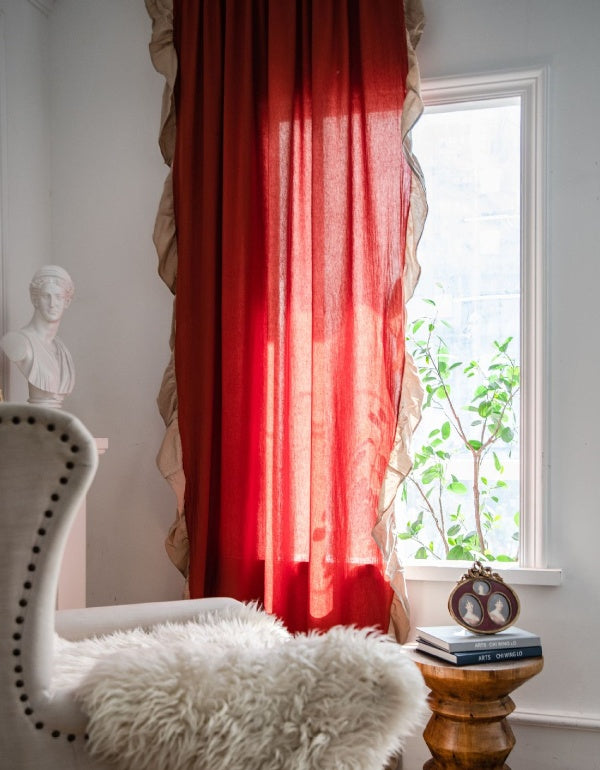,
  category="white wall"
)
[48,0,183,607]
[0,0,52,392]
[1,0,183,606]
[402,1,600,768]
[1,1,599,767]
